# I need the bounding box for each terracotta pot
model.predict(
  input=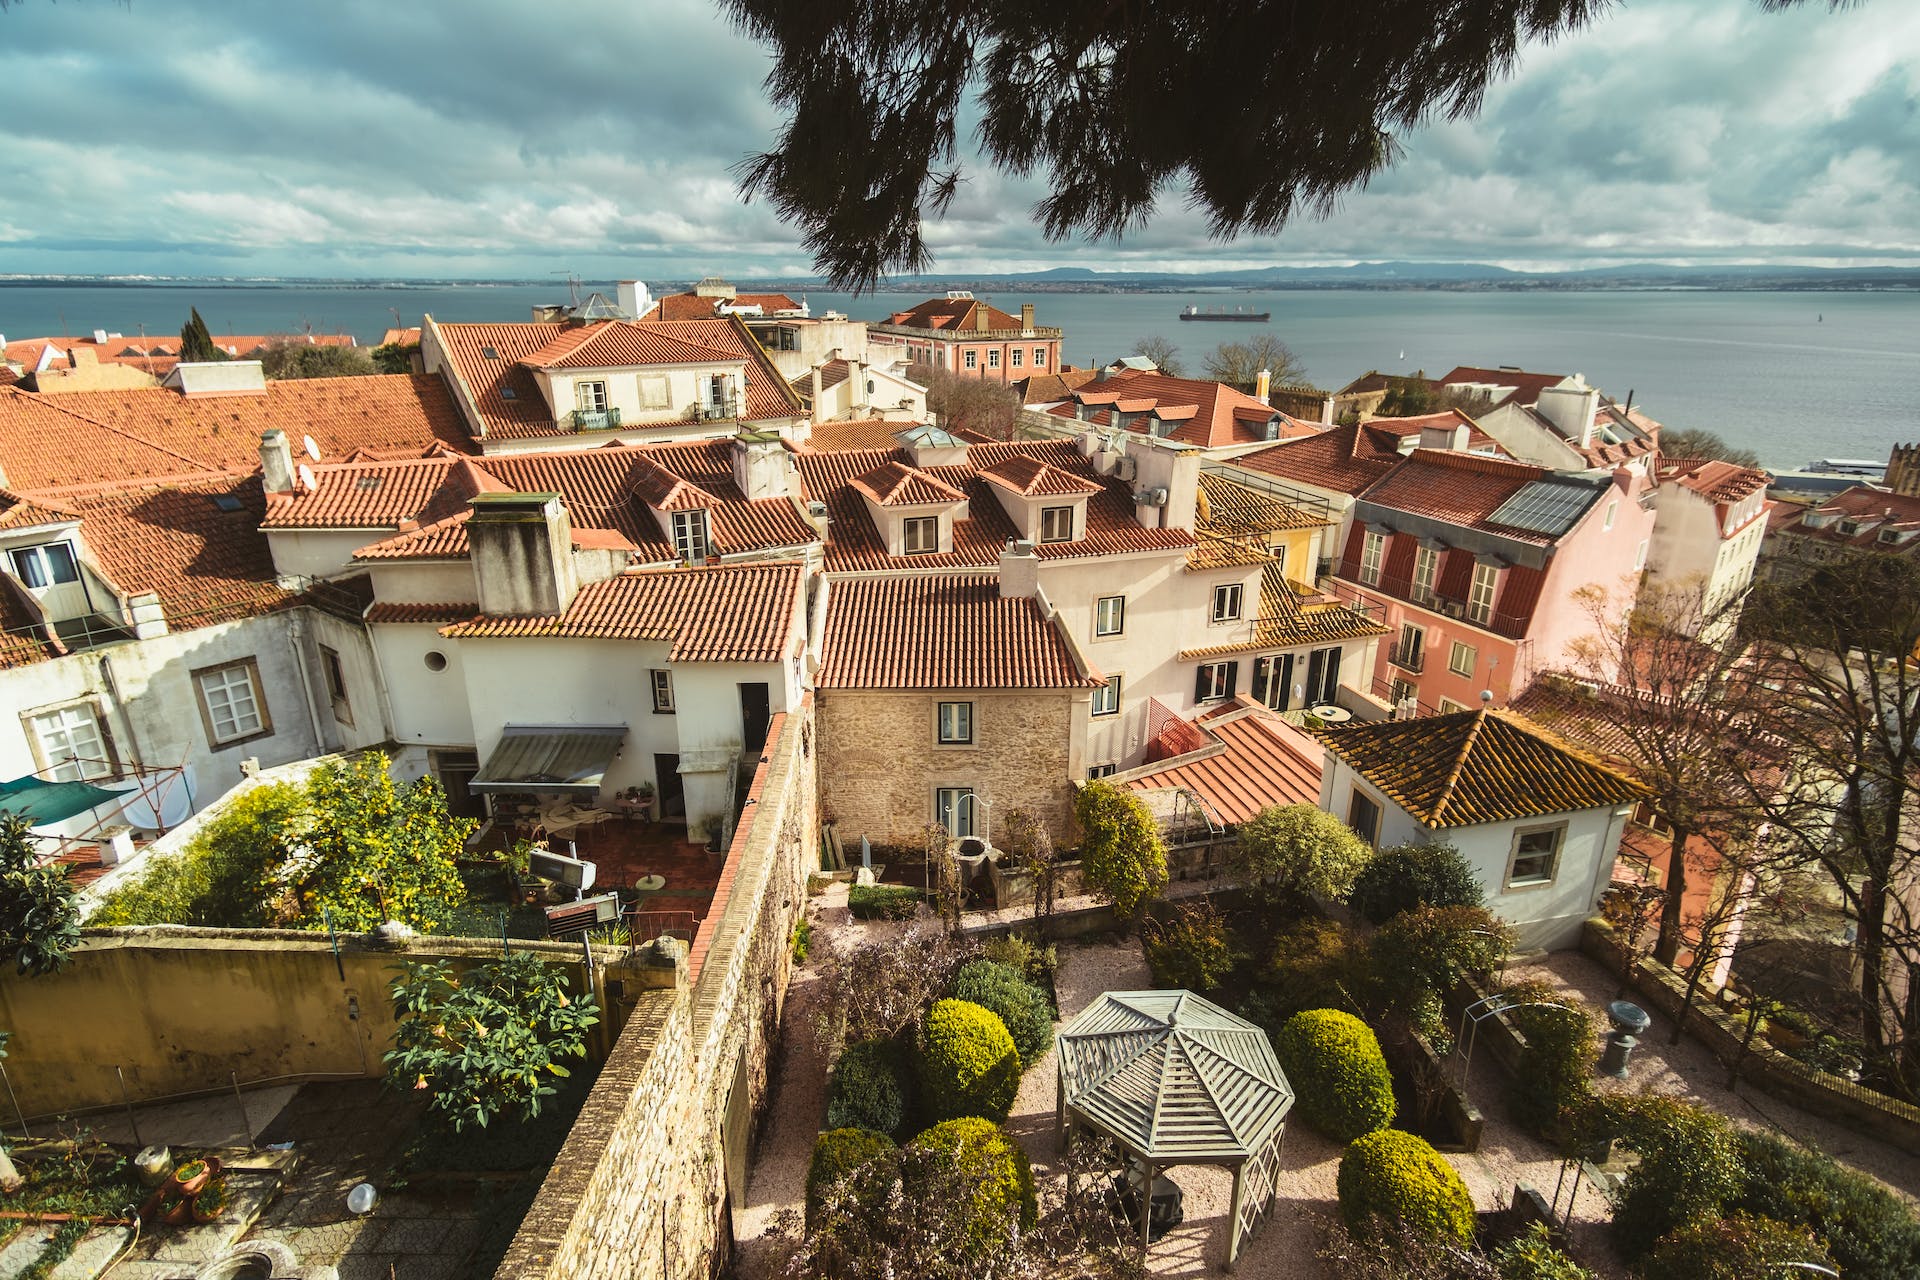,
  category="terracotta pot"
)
[163,1156,221,1201]
[160,1194,194,1227]
[190,1184,227,1224]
